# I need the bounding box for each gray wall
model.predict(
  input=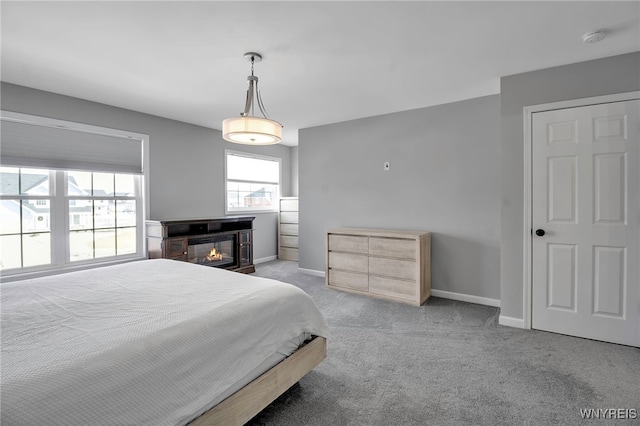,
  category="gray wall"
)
[291,146,299,197]
[500,52,640,320]
[1,82,293,261]
[299,95,501,300]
